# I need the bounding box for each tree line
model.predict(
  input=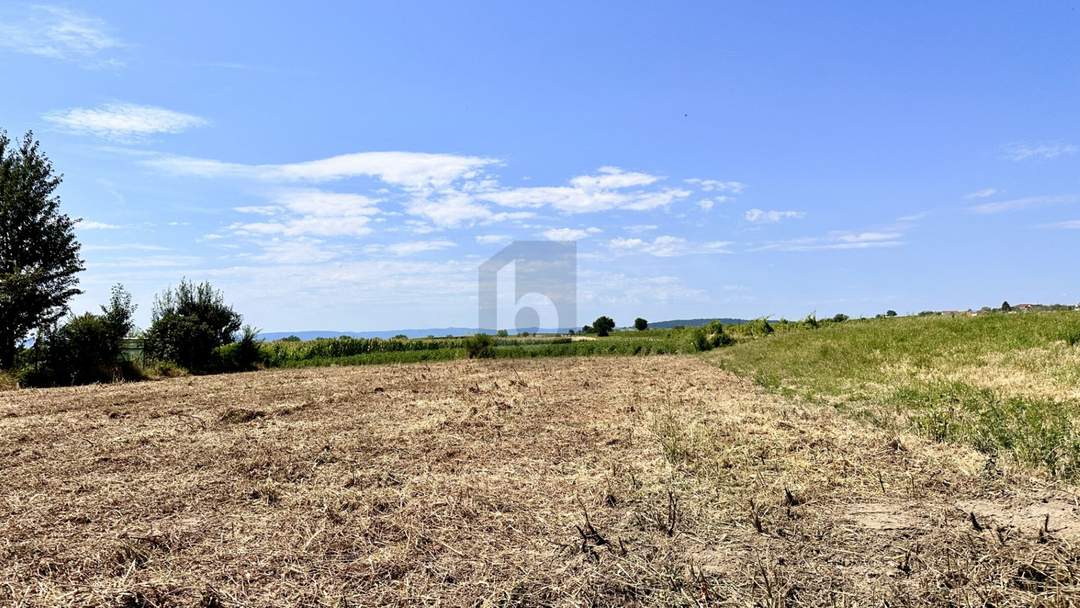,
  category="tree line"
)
[1,130,255,387]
